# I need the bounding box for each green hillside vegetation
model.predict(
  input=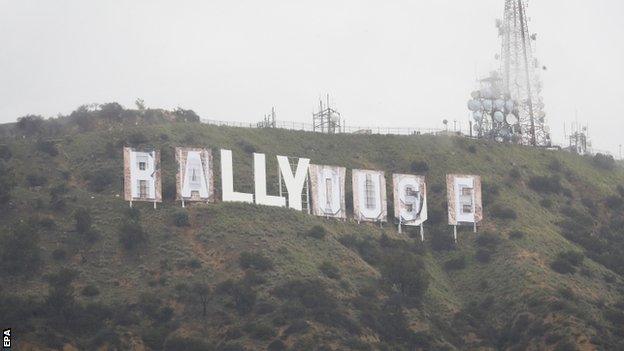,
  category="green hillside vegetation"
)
[1,106,624,350]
